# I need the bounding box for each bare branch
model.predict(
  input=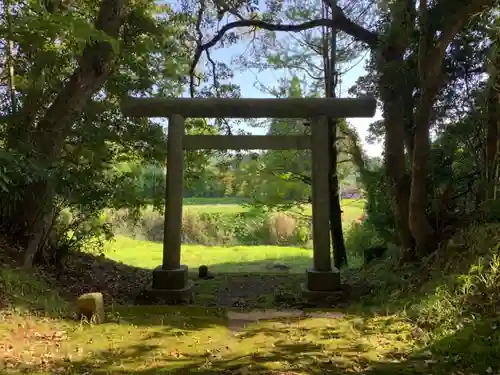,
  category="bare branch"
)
[190,0,207,97]
[188,8,379,93]
[426,0,497,85]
